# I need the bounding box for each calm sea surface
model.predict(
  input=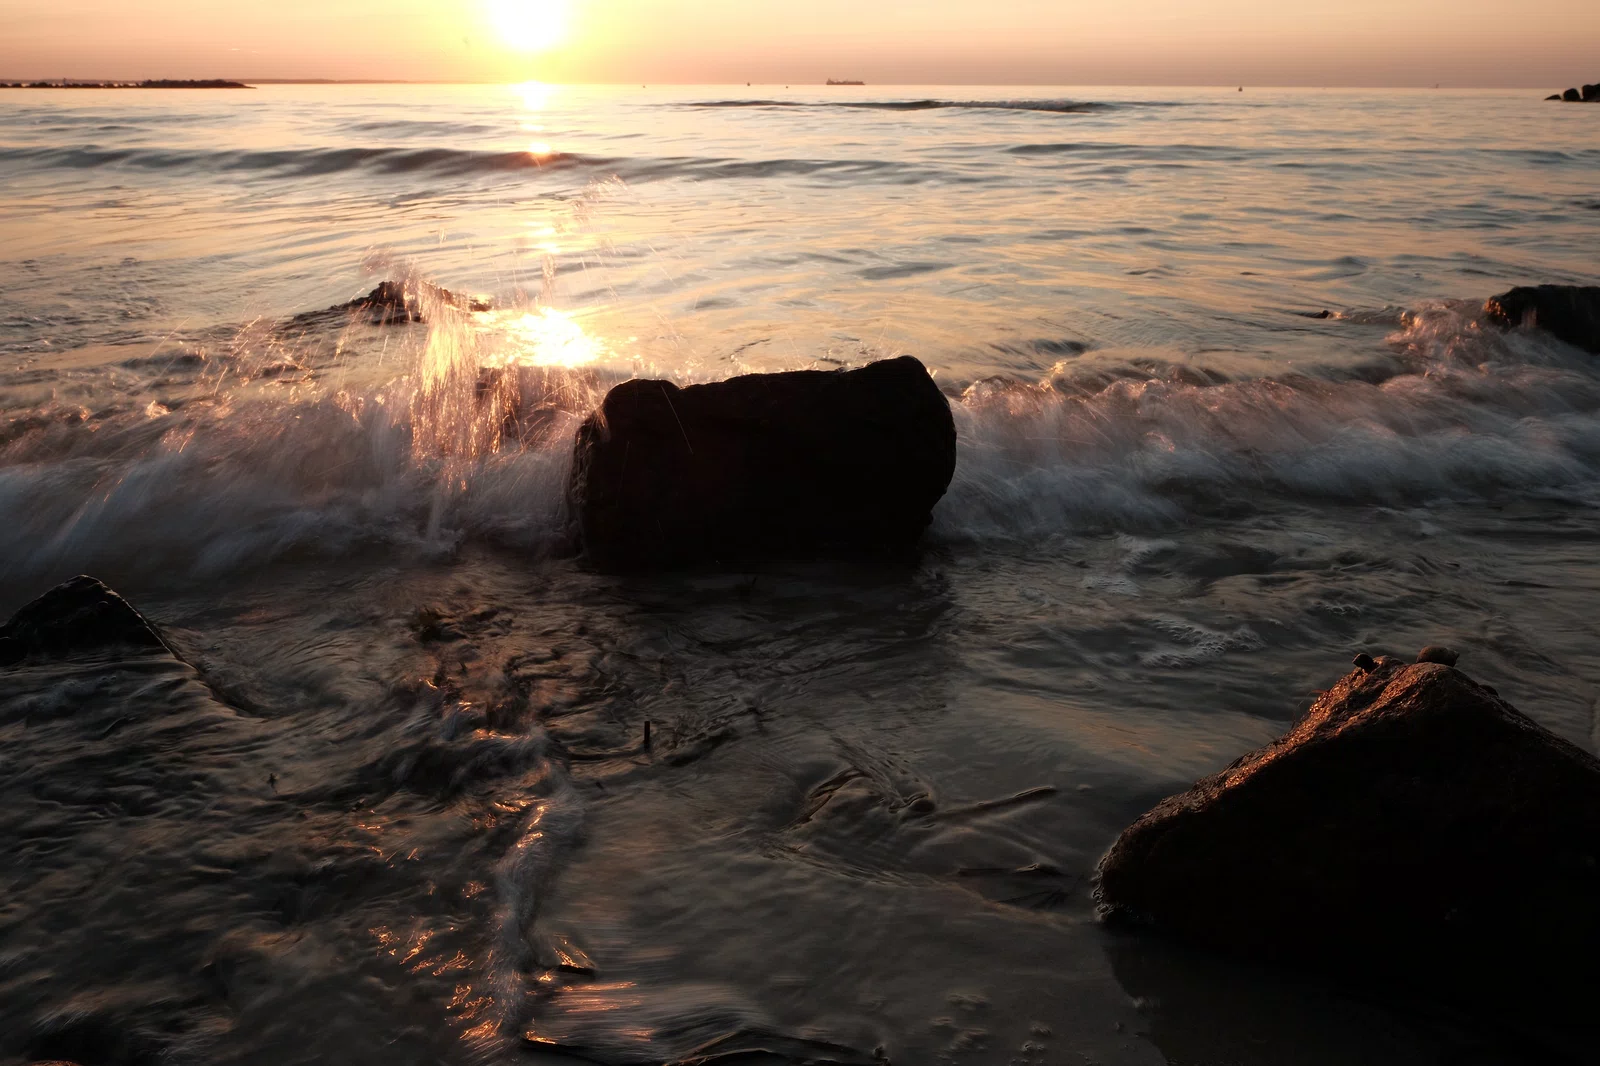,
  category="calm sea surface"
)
[2,84,1599,1065]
